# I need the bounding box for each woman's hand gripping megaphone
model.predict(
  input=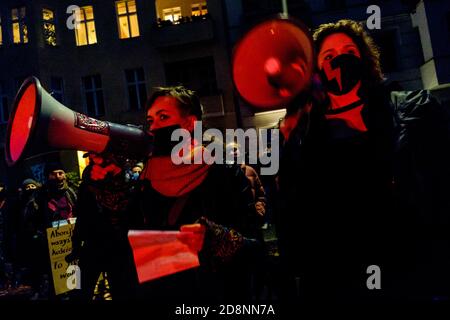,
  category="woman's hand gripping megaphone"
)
[88,153,123,181]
